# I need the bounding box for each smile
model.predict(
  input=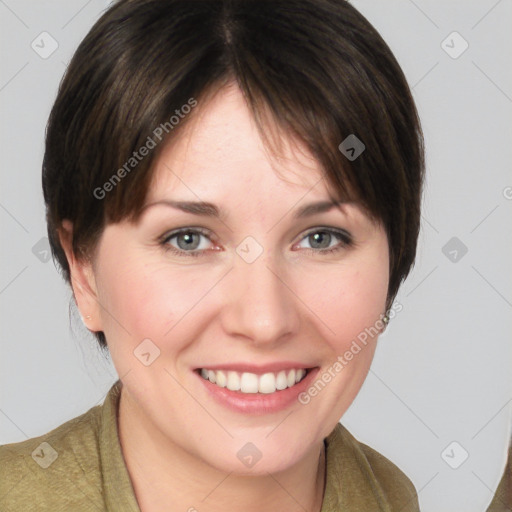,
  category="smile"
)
[199,368,309,394]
